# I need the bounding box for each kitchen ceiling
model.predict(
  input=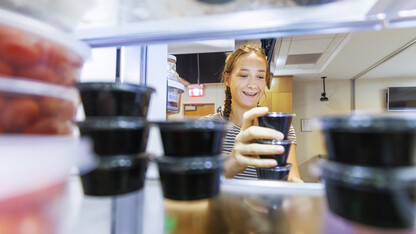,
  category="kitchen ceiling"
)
[270,33,349,76]
[168,26,416,83]
[293,26,416,81]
